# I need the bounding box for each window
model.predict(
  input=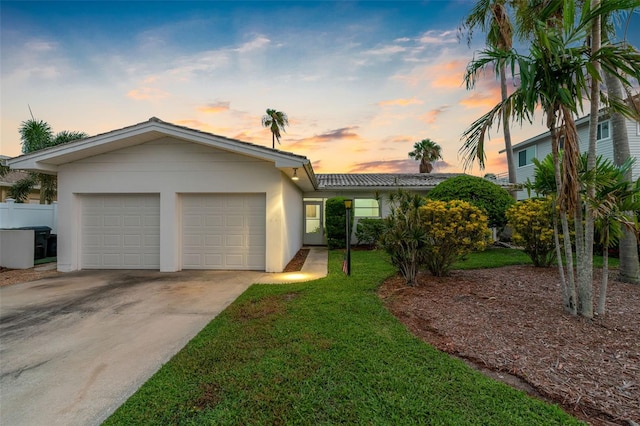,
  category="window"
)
[518,146,536,167]
[637,122,640,136]
[354,199,380,218]
[597,120,610,141]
